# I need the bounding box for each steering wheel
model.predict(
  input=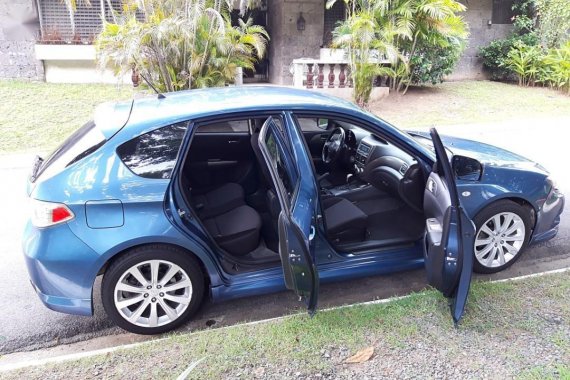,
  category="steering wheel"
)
[322,127,346,165]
